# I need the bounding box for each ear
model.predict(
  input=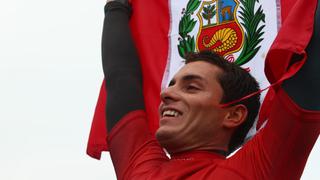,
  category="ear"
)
[222,104,248,128]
